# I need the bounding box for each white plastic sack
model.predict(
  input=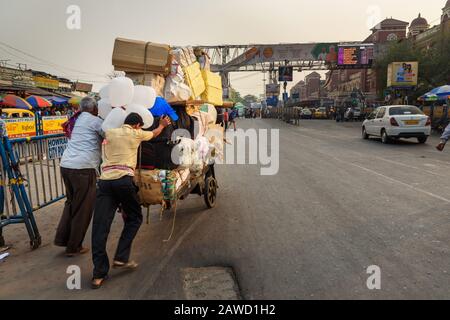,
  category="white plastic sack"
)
[200,104,217,125]
[132,85,157,109]
[109,77,134,107]
[126,103,154,129]
[102,107,127,132]
[164,77,192,102]
[172,137,195,169]
[98,99,112,120]
[195,136,210,162]
[99,85,109,100]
